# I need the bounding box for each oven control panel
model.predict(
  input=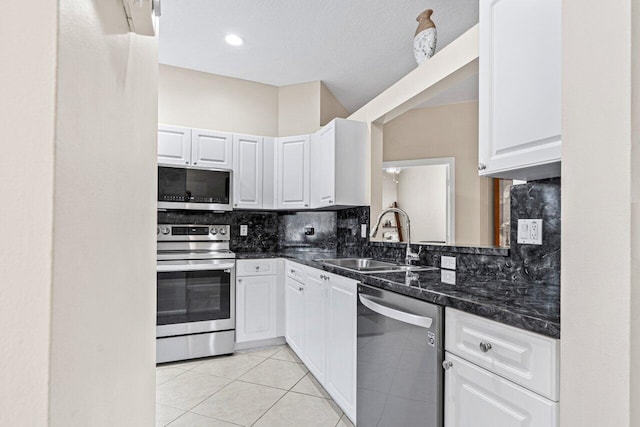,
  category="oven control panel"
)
[157,224,230,241]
